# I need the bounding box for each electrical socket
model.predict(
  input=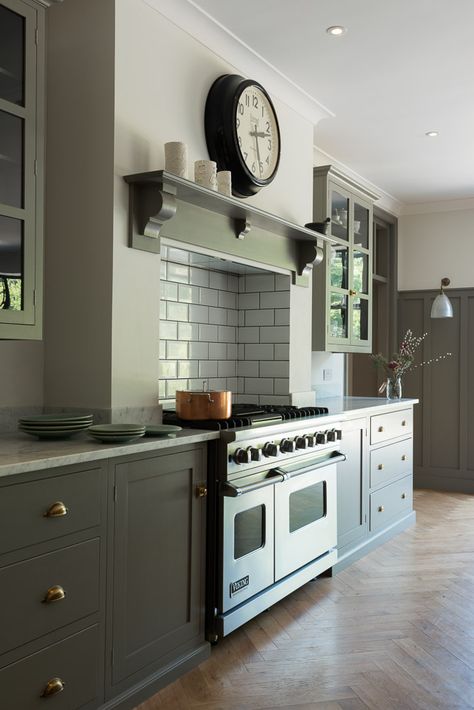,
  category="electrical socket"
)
[323,368,332,382]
